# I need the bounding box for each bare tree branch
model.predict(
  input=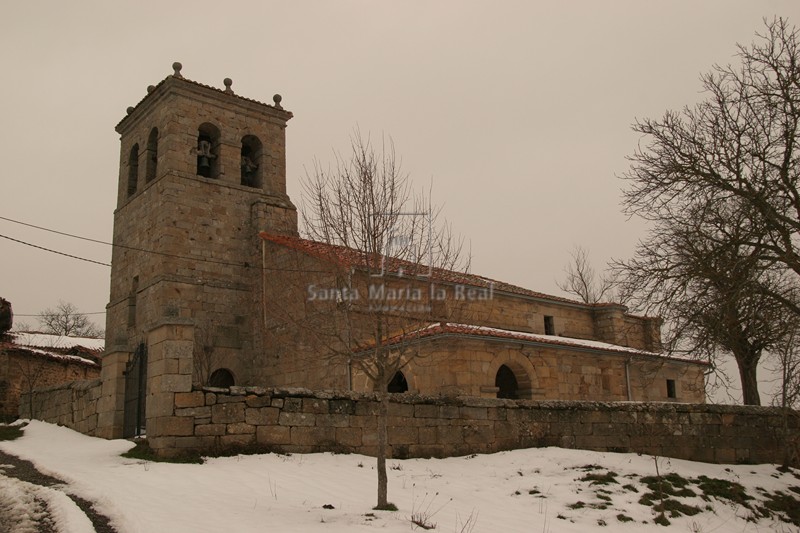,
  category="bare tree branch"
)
[37,301,102,338]
[557,246,617,304]
[617,18,800,405]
